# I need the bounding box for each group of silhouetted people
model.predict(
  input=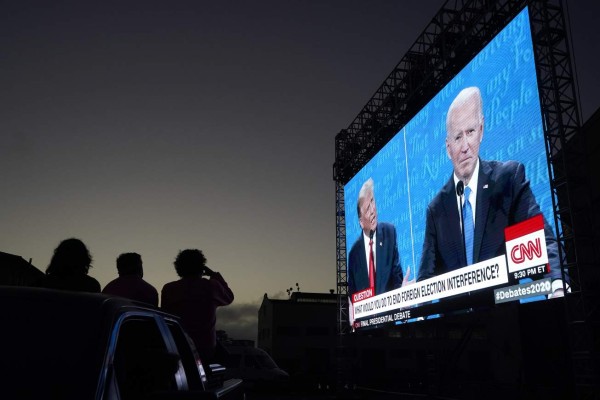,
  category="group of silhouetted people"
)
[36,237,234,363]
